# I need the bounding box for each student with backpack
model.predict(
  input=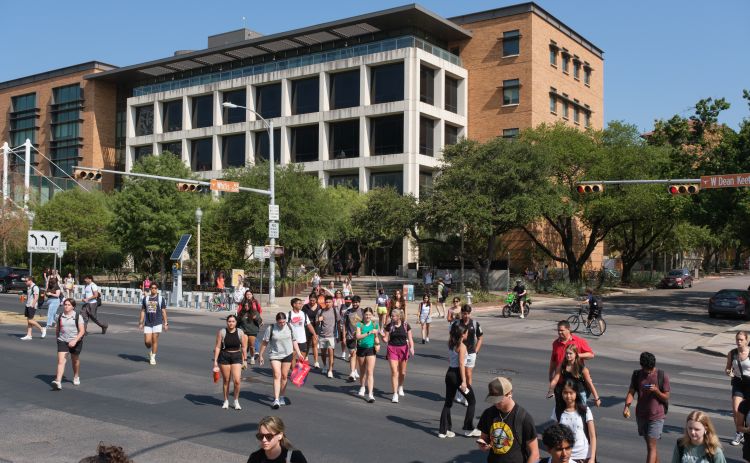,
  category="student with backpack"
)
[439,323,478,438]
[213,315,248,410]
[624,351,671,463]
[20,276,45,340]
[725,330,750,446]
[550,379,597,462]
[671,410,726,463]
[138,283,168,365]
[237,289,263,365]
[451,305,483,406]
[382,308,414,403]
[51,298,86,390]
[259,312,303,410]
